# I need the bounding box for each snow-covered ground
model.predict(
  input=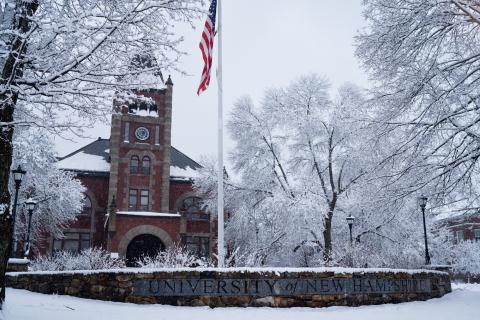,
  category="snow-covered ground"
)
[1,283,478,320]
